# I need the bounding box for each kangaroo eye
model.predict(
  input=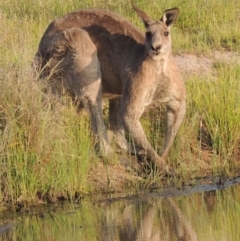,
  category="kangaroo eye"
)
[145,32,152,39]
[164,31,169,37]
